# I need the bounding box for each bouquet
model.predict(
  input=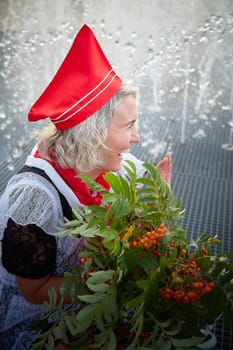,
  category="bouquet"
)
[31,161,233,350]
